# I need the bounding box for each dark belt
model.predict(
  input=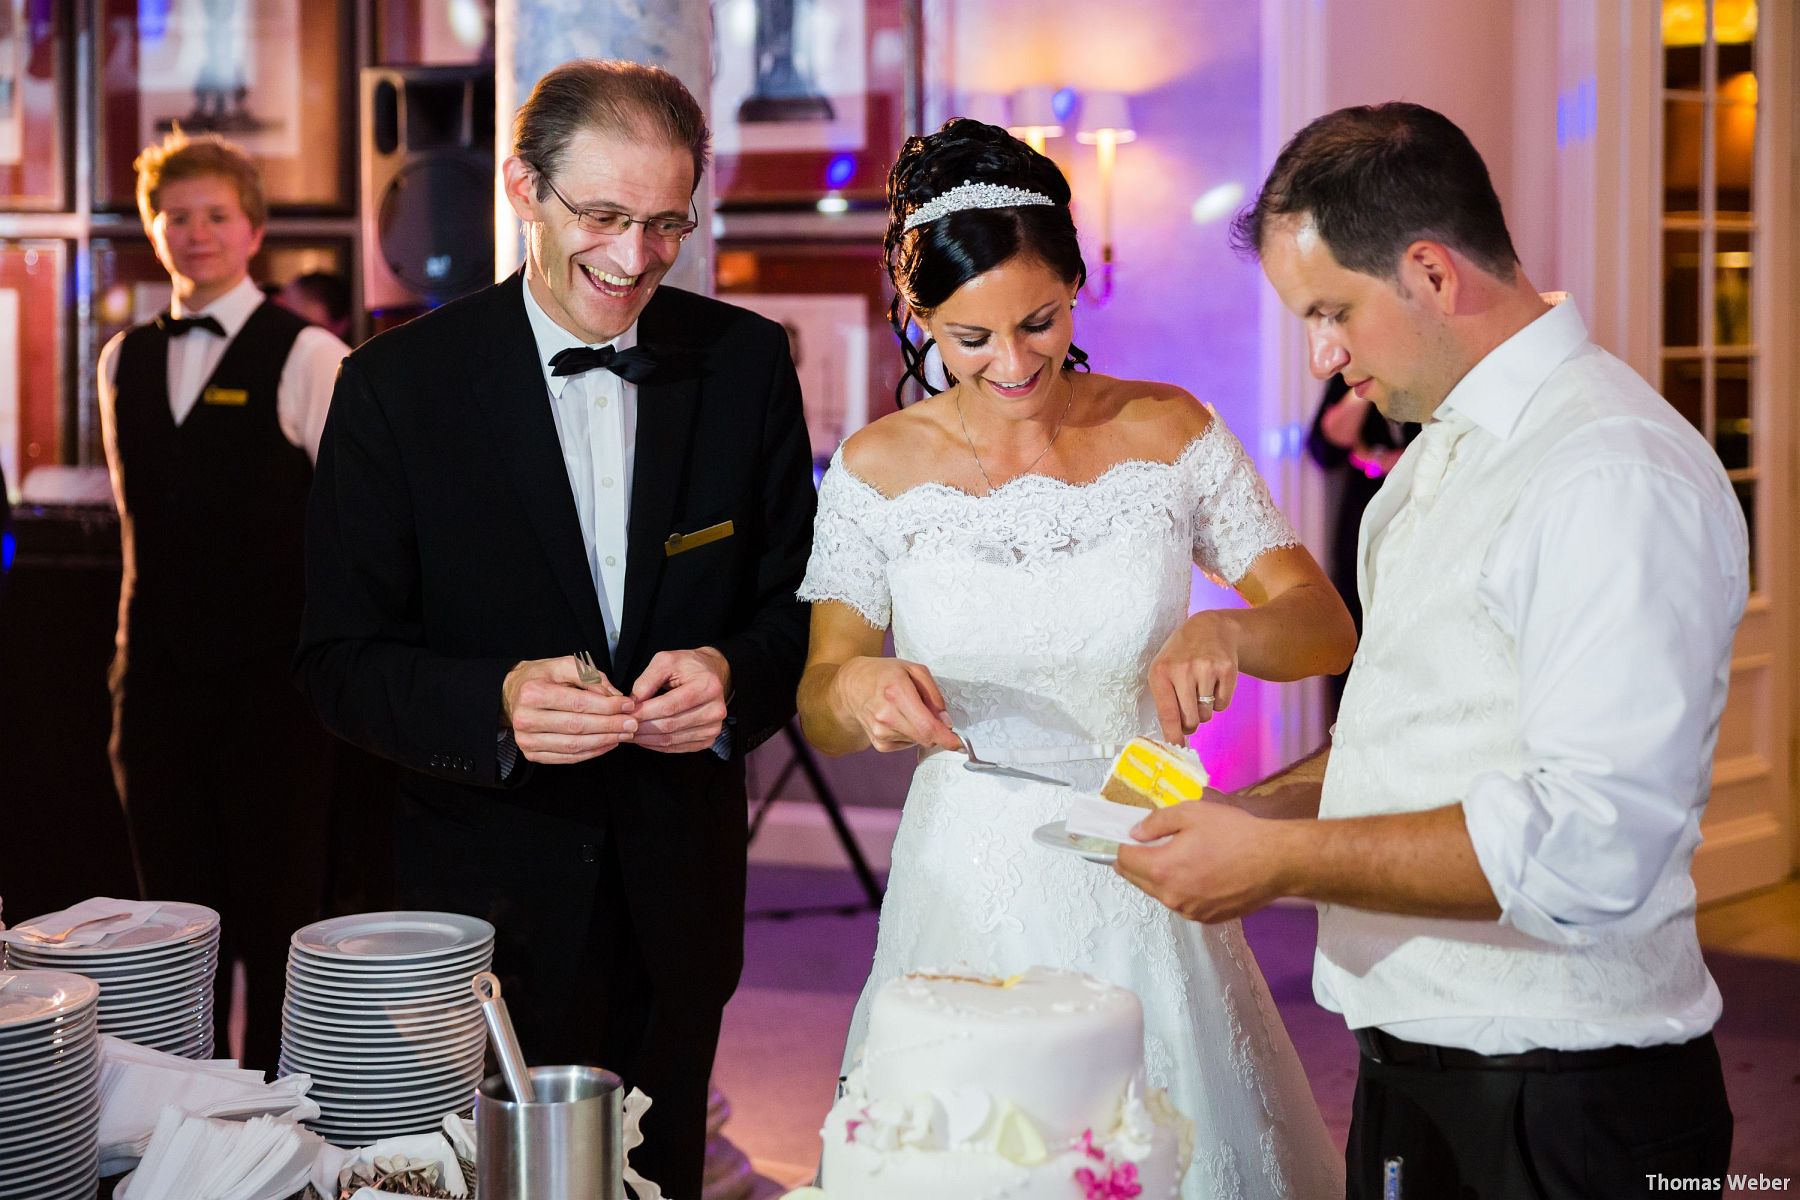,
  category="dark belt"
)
[1353,1027,1710,1073]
